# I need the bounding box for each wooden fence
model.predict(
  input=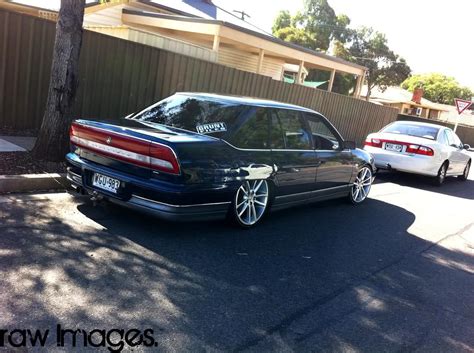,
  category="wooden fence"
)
[0,9,398,145]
